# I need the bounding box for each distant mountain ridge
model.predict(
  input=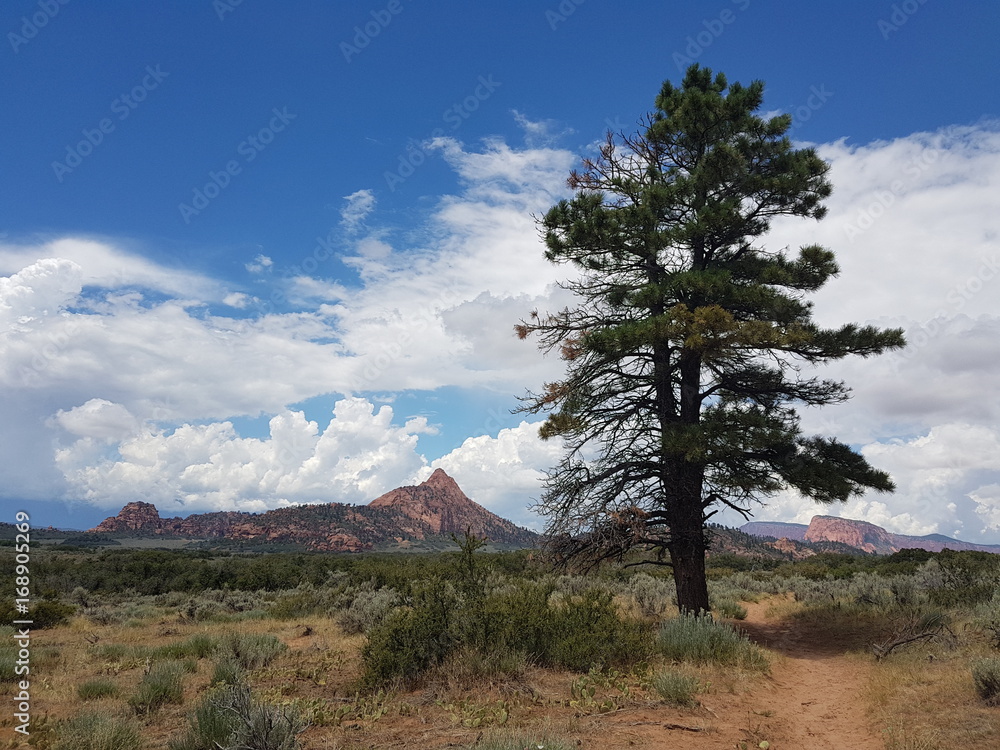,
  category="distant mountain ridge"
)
[741,515,1000,555]
[90,469,537,551]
